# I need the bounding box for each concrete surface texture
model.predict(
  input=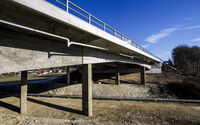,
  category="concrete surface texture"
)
[9,0,161,62]
[82,64,93,116]
[0,0,161,74]
[20,71,27,116]
[0,28,150,74]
